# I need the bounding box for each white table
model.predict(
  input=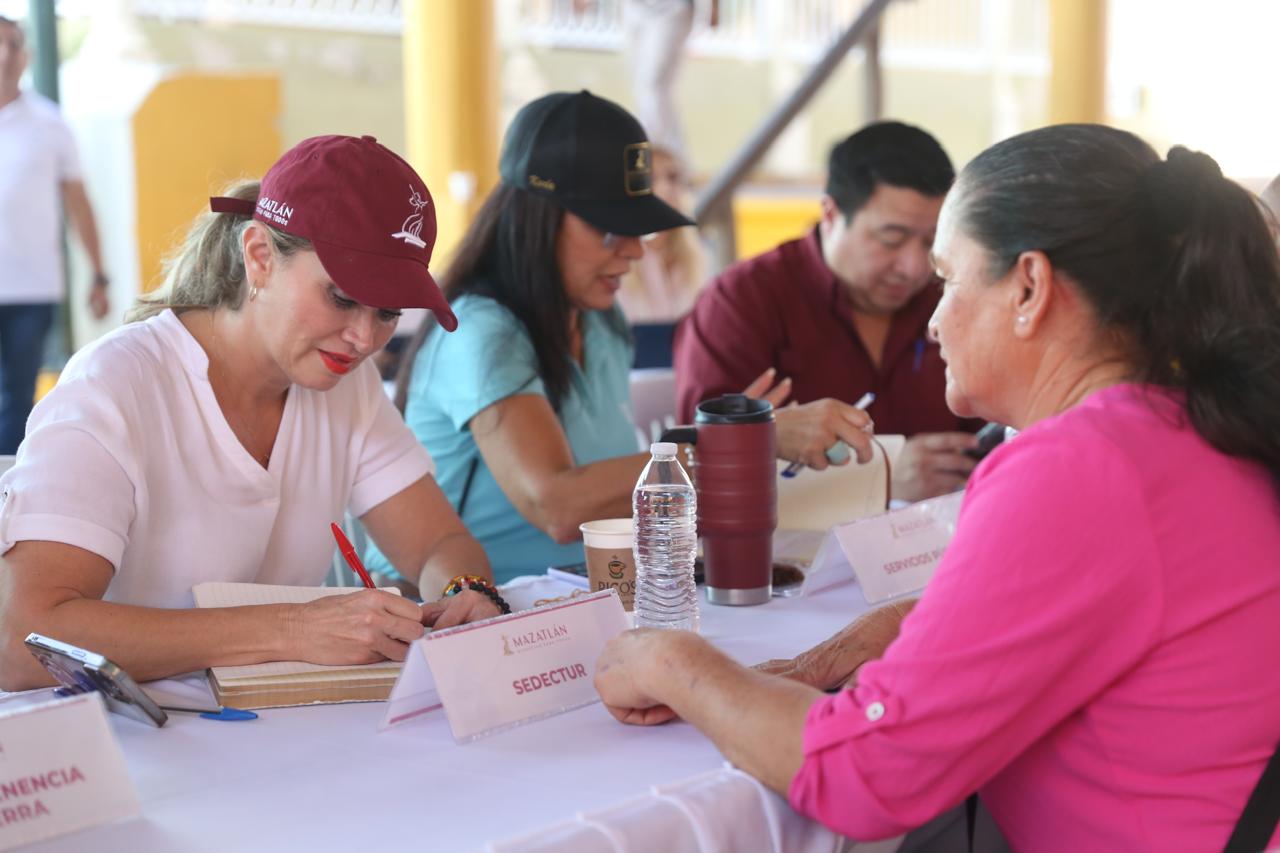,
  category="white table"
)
[26,579,876,852]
